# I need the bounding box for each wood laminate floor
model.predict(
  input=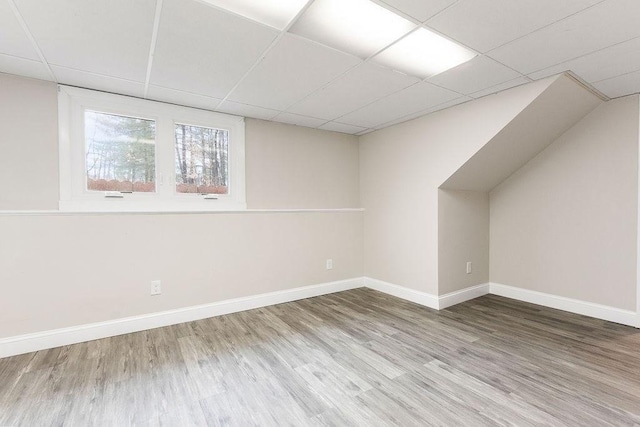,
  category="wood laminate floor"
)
[1,289,640,426]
